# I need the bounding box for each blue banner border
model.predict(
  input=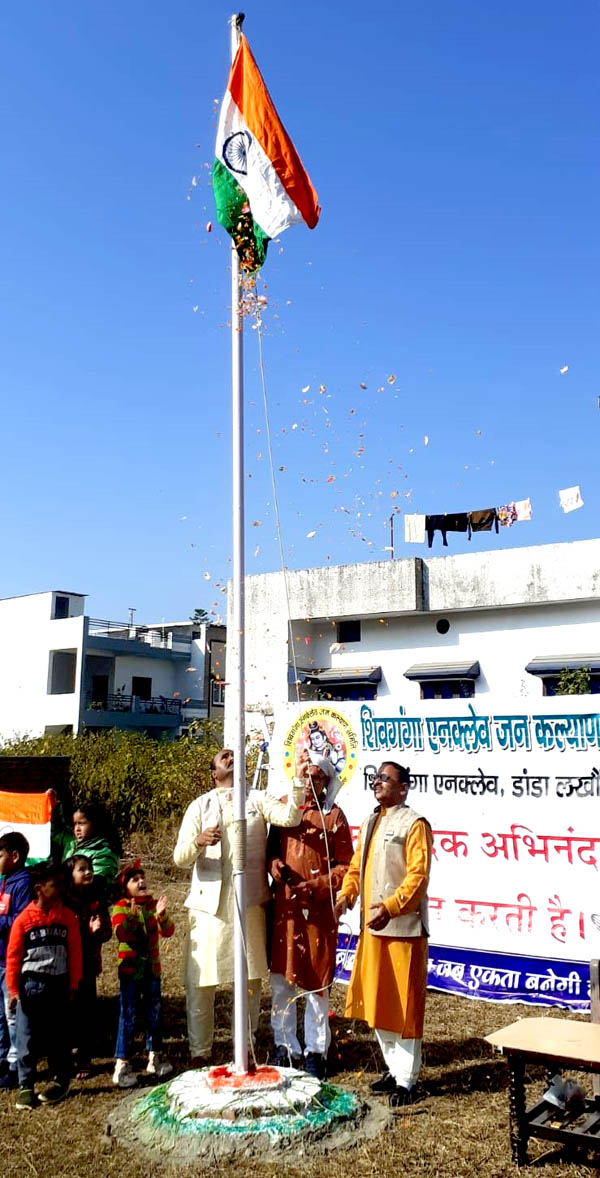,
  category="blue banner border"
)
[335,935,590,1012]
